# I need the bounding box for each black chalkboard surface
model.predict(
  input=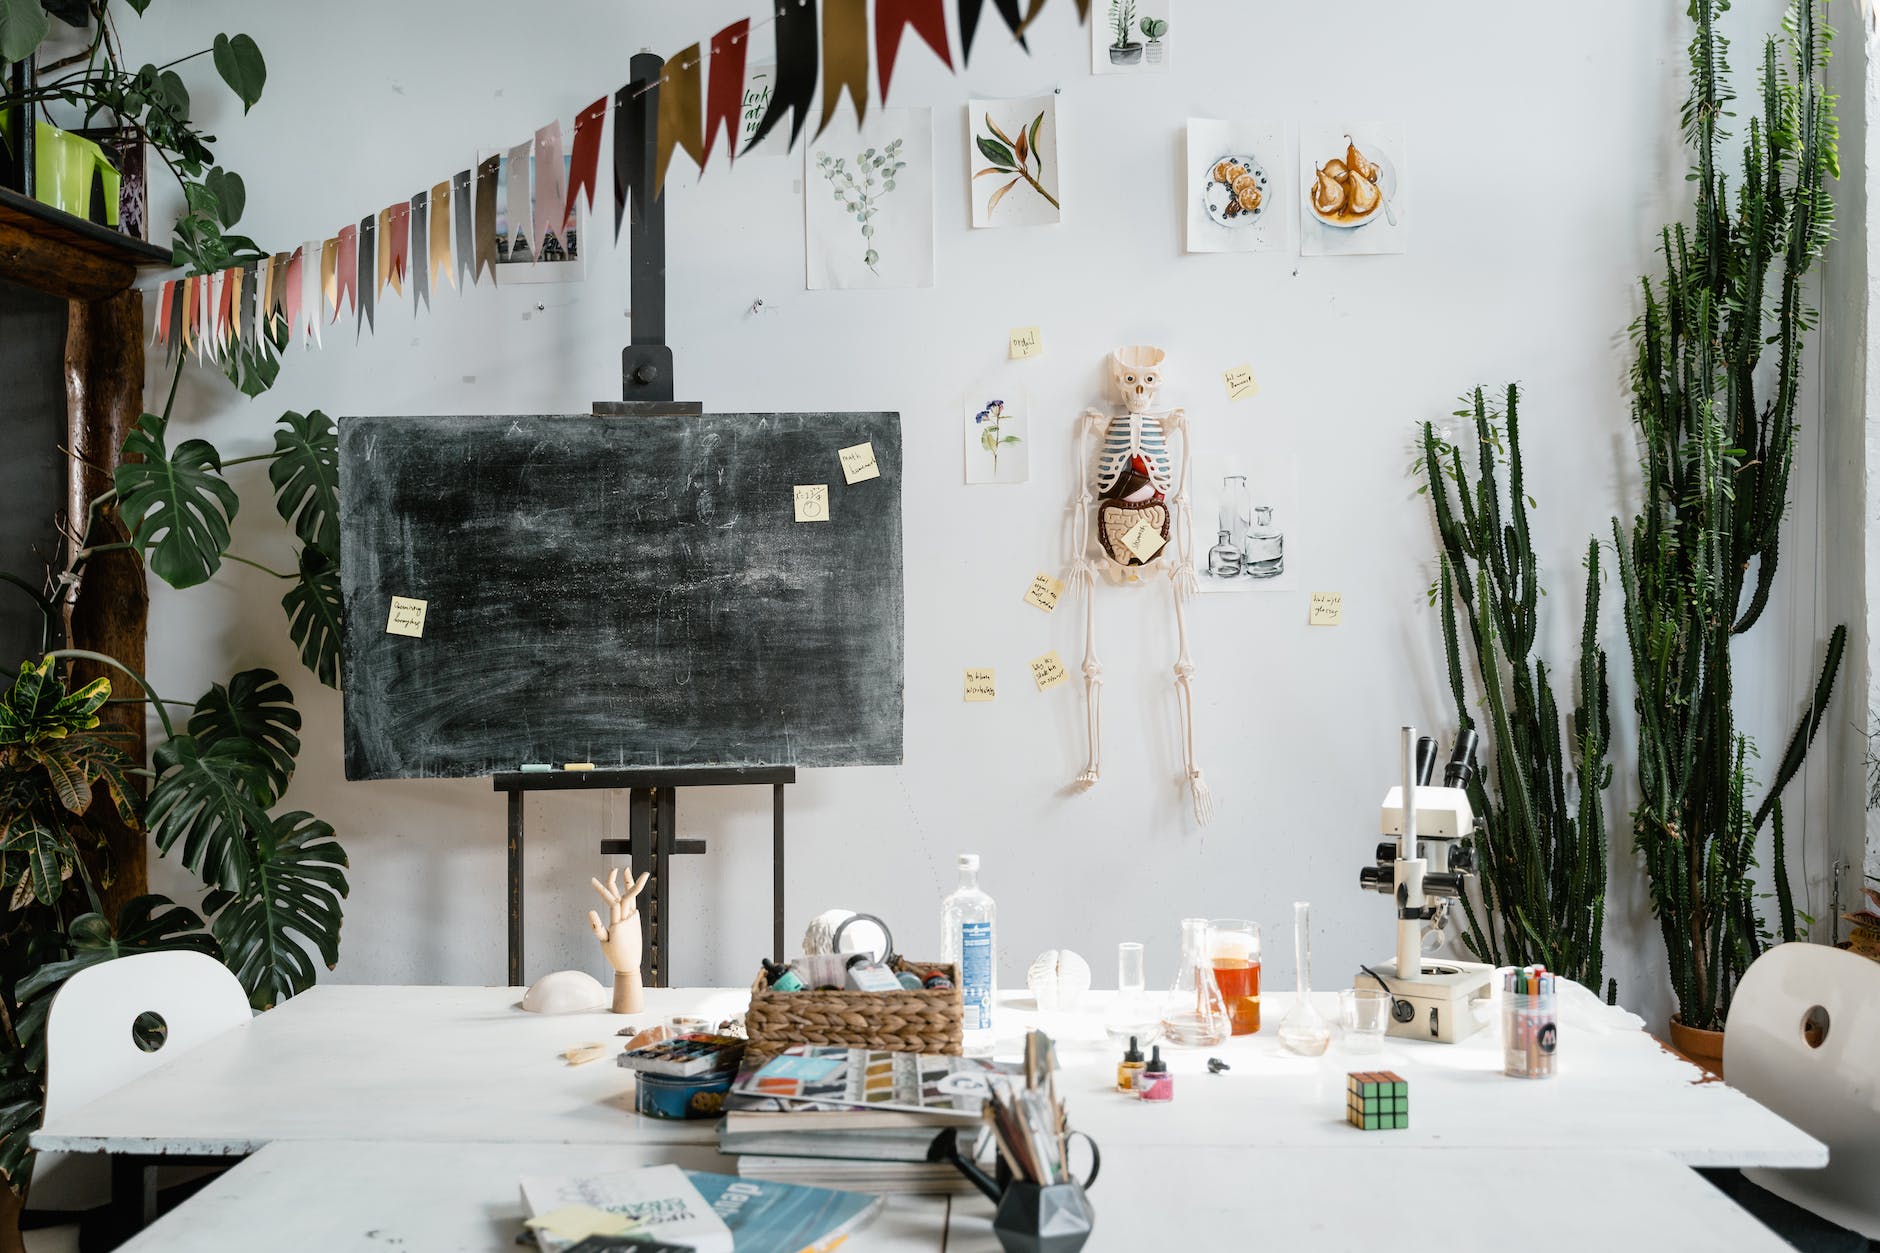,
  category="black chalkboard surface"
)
[338,412,904,781]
